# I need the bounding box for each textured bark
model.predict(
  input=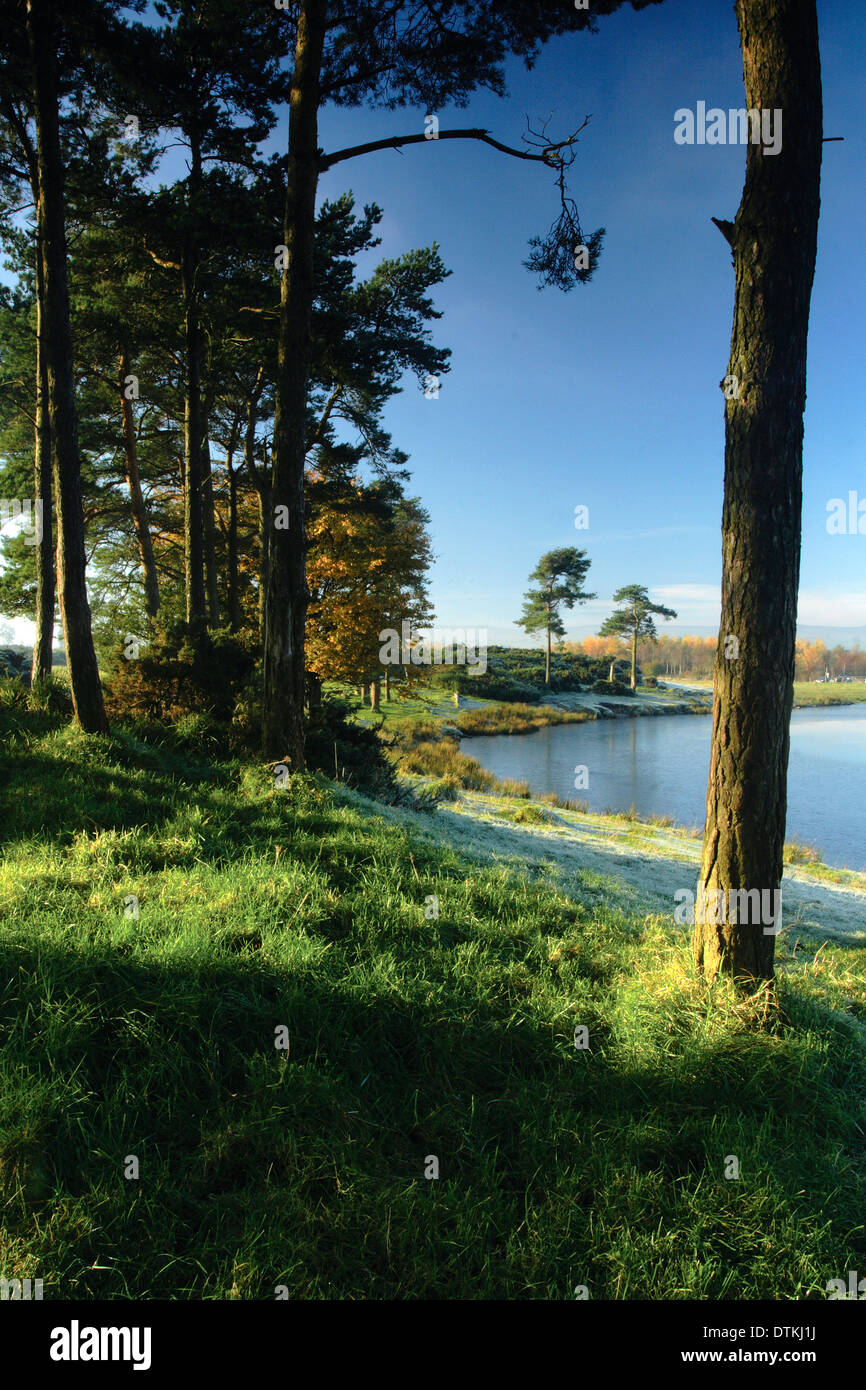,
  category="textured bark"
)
[262,0,327,764]
[119,351,159,618]
[695,0,822,984]
[31,225,55,684]
[27,0,107,731]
